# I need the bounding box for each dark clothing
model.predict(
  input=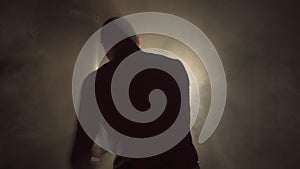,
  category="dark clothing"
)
[112,134,199,169]
[71,122,94,169]
[71,51,199,169]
